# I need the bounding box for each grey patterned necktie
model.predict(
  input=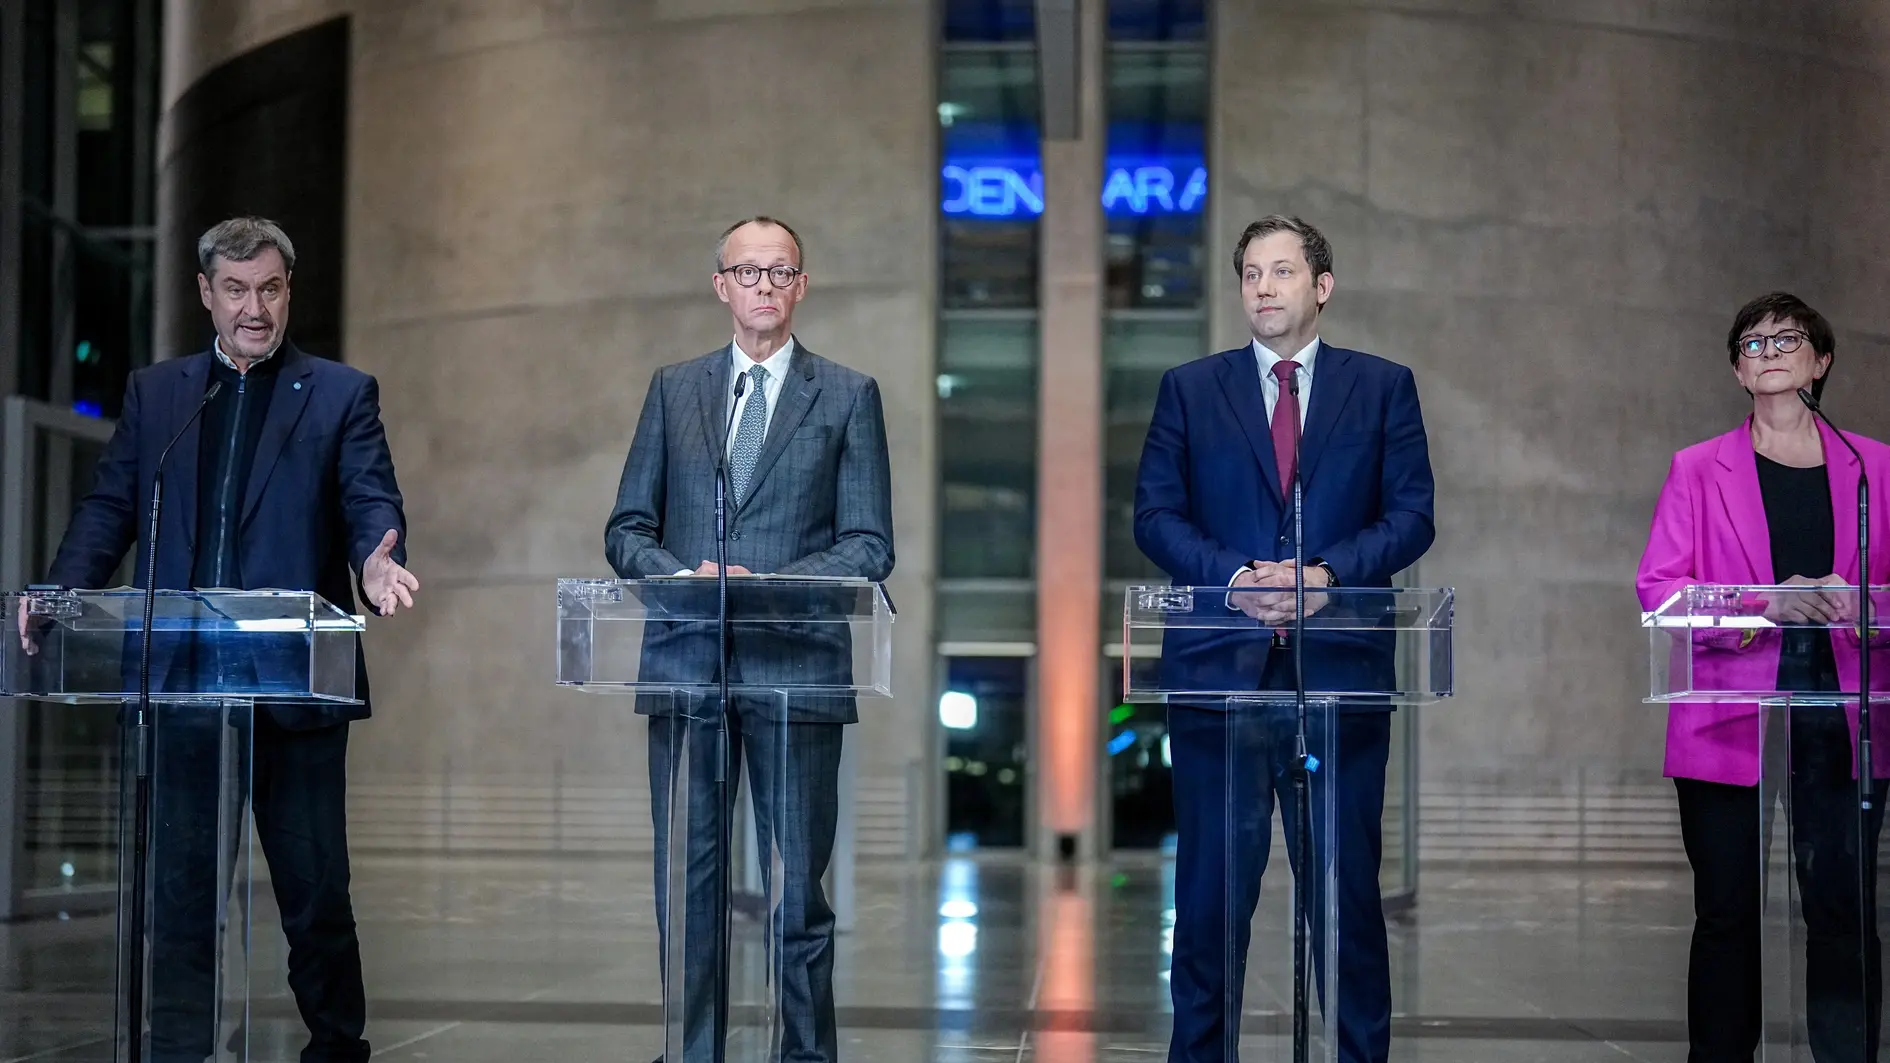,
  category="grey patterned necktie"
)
[728,365,770,504]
